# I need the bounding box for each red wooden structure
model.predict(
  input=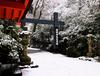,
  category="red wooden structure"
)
[0,0,30,22]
